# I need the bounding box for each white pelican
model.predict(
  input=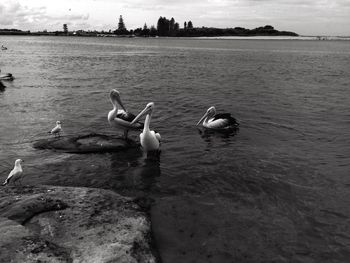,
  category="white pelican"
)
[2,159,23,186]
[130,102,161,152]
[49,121,62,137]
[0,69,14,81]
[197,106,239,130]
[108,89,143,139]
